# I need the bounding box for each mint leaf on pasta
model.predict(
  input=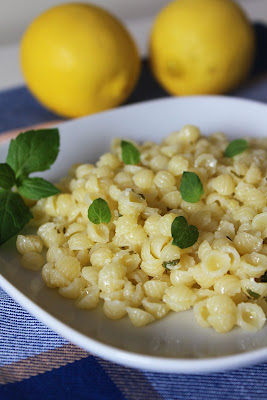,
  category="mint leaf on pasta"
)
[121,140,140,165]
[88,198,111,224]
[162,259,180,270]
[180,171,203,203]
[224,139,248,157]
[247,289,260,299]
[171,216,199,249]
[0,189,32,246]
[17,177,60,200]
[0,163,16,190]
[6,128,60,179]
